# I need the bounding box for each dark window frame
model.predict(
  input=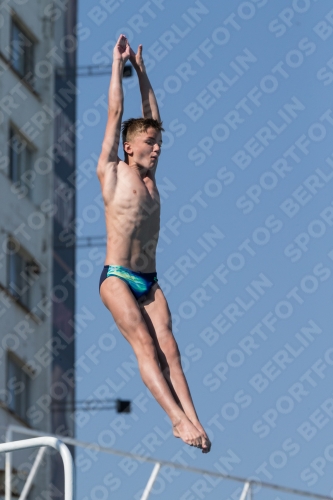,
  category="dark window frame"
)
[6,352,31,423]
[10,16,35,86]
[6,237,40,311]
[8,124,35,200]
